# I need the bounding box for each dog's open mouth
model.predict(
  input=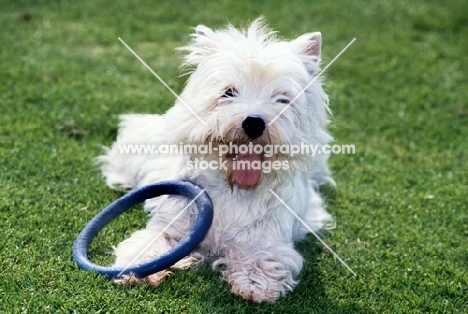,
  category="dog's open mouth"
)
[233,152,262,187]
